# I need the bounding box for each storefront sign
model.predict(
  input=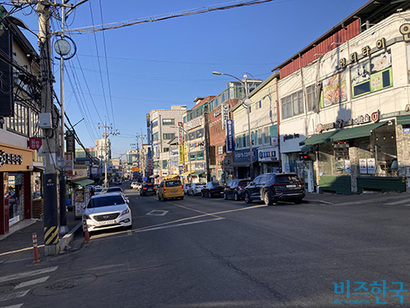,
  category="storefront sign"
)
[338,38,387,69]
[283,133,300,142]
[344,160,351,175]
[258,148,278,162]
[66,131,75,153]
[367,158,376,174]
[221,104,229,130]
[317,110,380,133]
[359,159,368,174]
[226,120,235,153]
[0,150,23,167]
[234,148,257,162]
[29,137,42,150]
[186,117,202,130]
